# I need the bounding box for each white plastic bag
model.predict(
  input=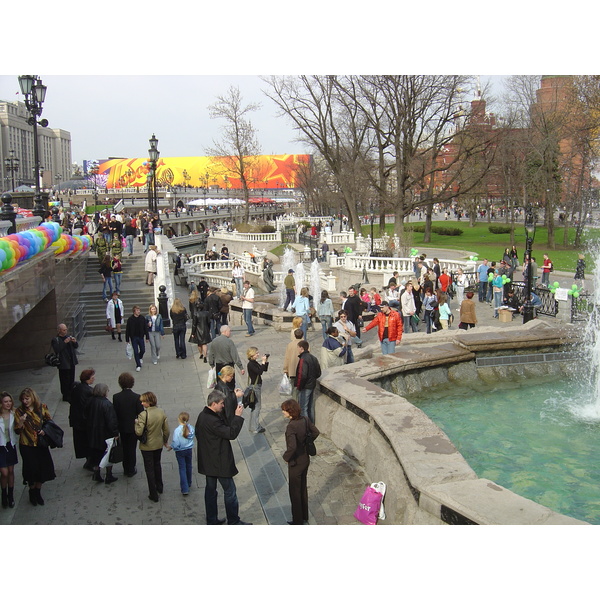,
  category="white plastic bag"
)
[279,373,293,396]
[370,481,387,521]
[207,367,217,389]
[99,437,115,469]
[125,342,133,360]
